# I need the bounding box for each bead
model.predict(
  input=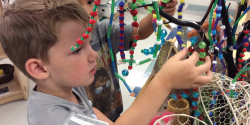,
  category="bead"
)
[197,60,204,65]
[216,14,221,17]
[199,41,206,49]
[180,0,185,3]
[193,106,197,110]
[119,2,125,7]
[200,49,205,52]
[143,49,149,56]
[150,55,156,61]
[89,19,95,24]
[130,3,137,10]
[94,0,101,6]
[221,25,226,30]
[177,94,182,100]
[209,112,213,116]
[238,58,244,63]
[153,14,157,19]
[181,92,188,98]
[214,123,217,125]
[211,30,217,35]
[240,53,245,57]
[243,48,247,52]
[128,66,133,70]
[213,40,217,44]
[191,37,198,44]
[212,90,217,96]
[195,111,201,117]
[199,52,206,58]
[132,0,136,3]
[90,10,98,17]
[71,46,75,51]
[188,46,195,53]
[192,101,198,106]
[133,16,137,21]
[130,50,134,55]
[193,92,199,98]
[244,42,249,47]
[212,61,217,64]
[218,53,223,60]
[177,31,182,35]
[178,12,182,16]
[243,30,249,34]
[238,64,242,68]
[193,88,198,92]
[217,6,222,10]
[211,100,216,104]
[82,33,89,39]
[161,29,168,37]
[75,43,79,47]
[171,94,177,100]
[156,19,163,25]
[132,21,139,27]
[77,38,84,45]
[134,35,139,40]
[184,89,190,94]
[119,16,124,20]
[198,115,204,120]
[131,42,137,48]
[199,58,204,62]
[193,98,198,101]
[130,9,138,16]
[122,69,129,76]
[131,47,135,50]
